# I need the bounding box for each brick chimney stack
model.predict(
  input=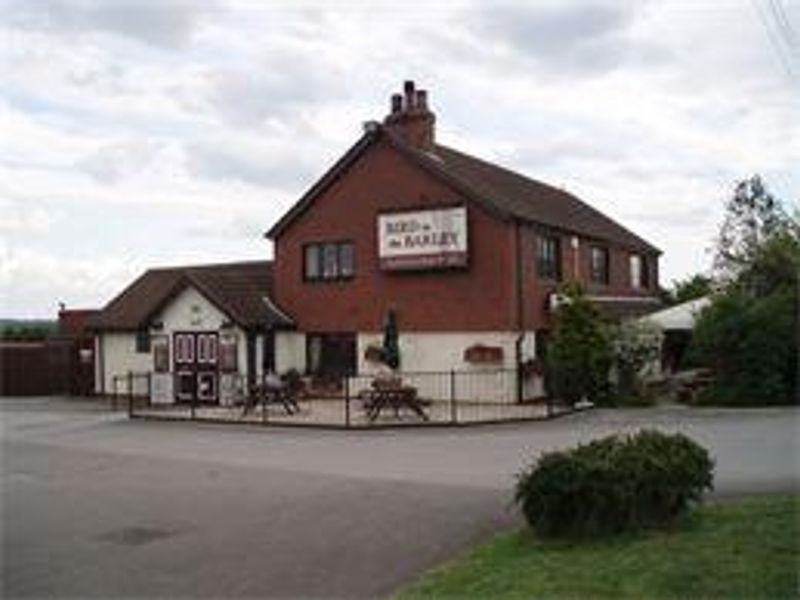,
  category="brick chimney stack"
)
[383,80,436,149]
